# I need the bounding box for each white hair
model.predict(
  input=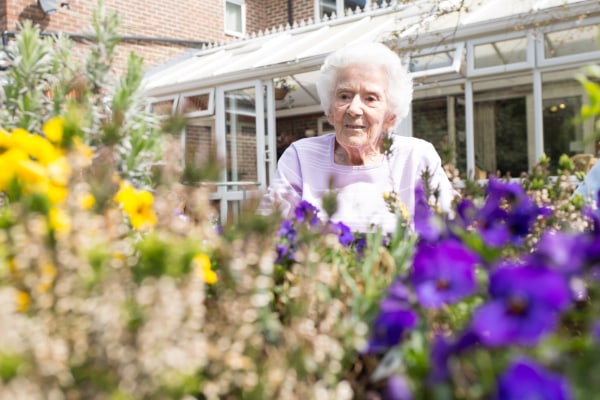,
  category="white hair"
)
[315,42,413,126]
